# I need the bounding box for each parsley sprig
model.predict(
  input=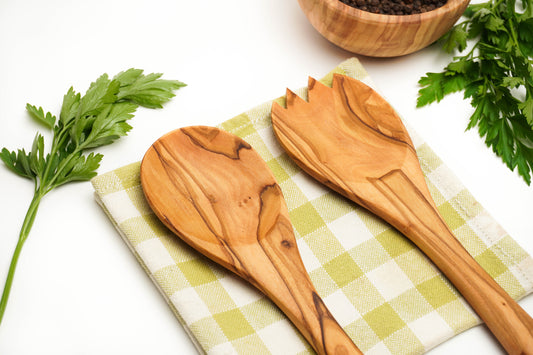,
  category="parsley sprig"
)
[417,0,533,184]
[0,69,185,325]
